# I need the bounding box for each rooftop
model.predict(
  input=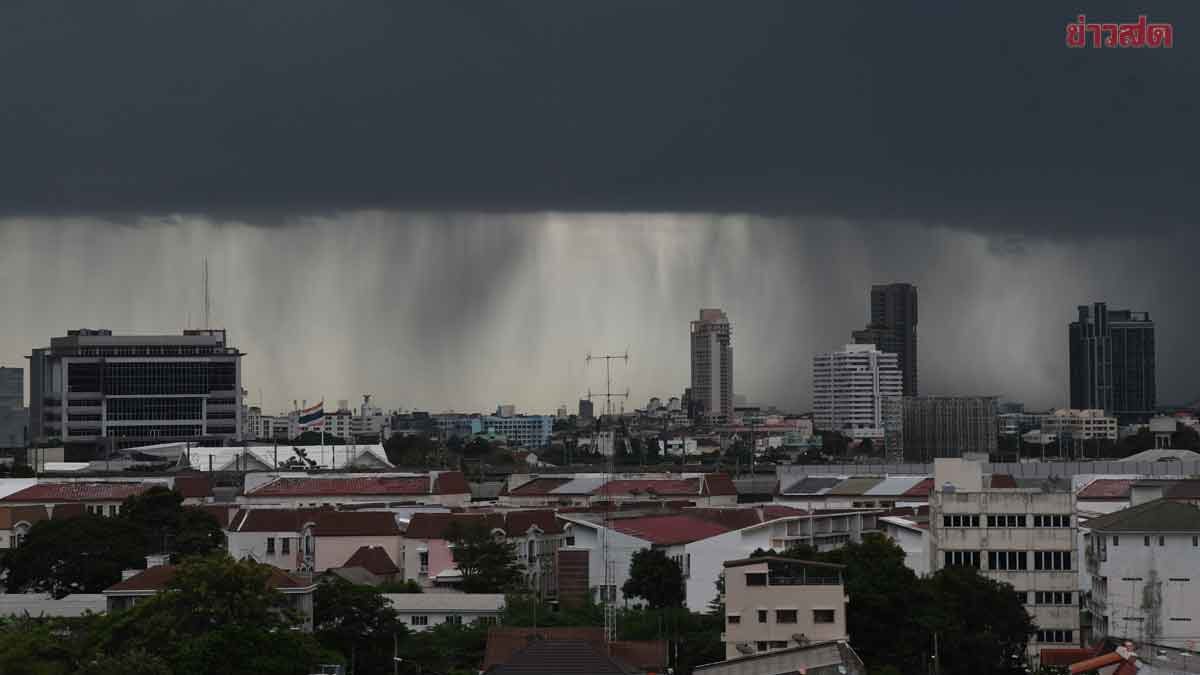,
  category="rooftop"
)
[608,514,731,545]
[1,482,154,503]
[248,476,432,498]
[1083,499,1200,533]
[1078,478,1136,500]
